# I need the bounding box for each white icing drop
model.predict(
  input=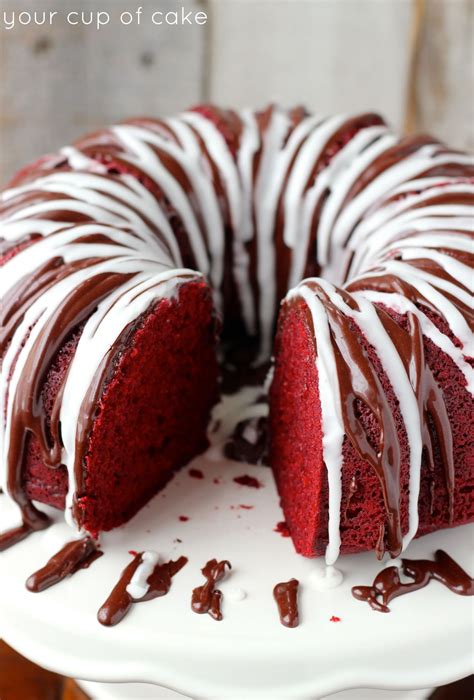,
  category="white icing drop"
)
[208,386,268,448]
[225,586,247,602]
[242,423,259,445]
[126,551,160,600]
[308,564,344,591]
